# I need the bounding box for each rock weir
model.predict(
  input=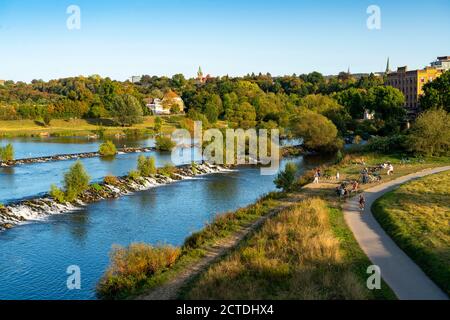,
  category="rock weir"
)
[0,147,155,167]
[0,163,229,231]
